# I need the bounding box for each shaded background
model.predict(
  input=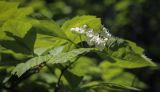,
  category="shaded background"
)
[2,0,160,91]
